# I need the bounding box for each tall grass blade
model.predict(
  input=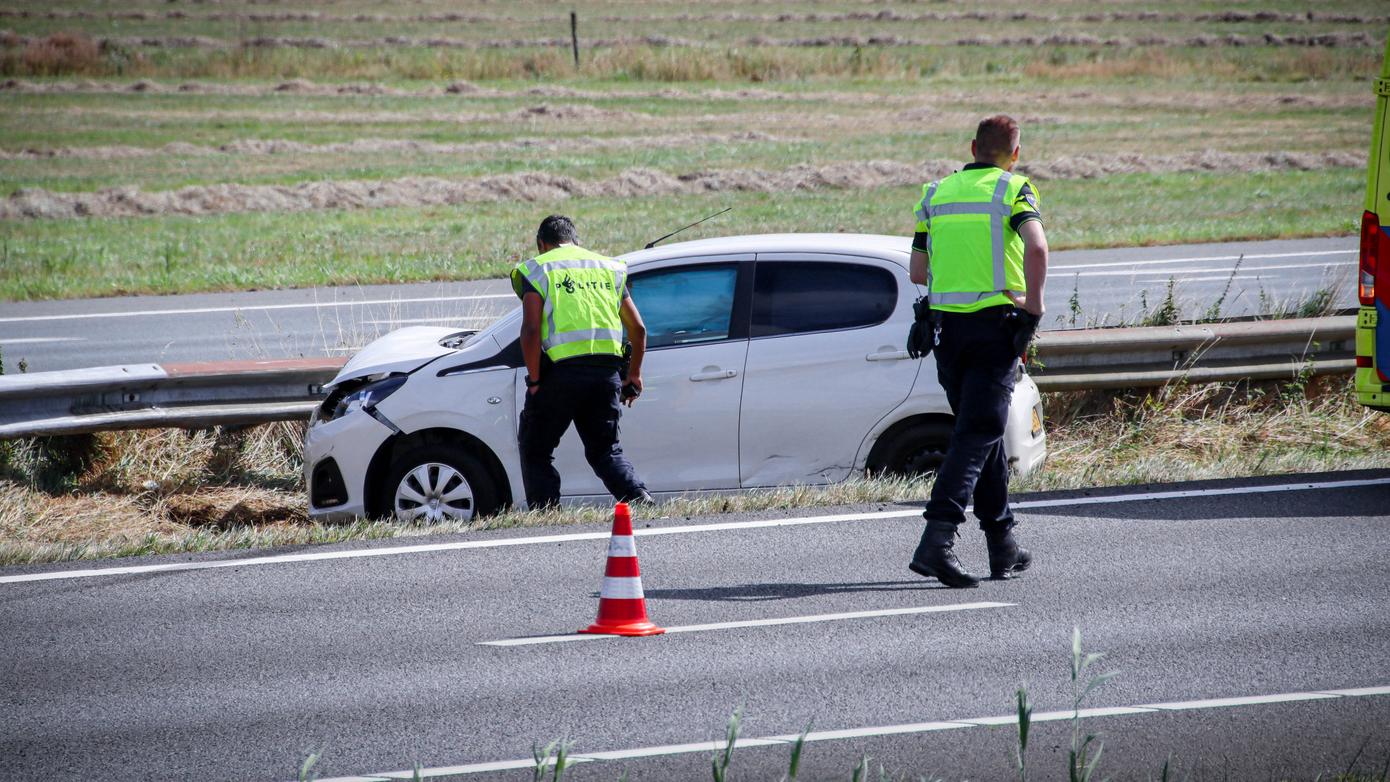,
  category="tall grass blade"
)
[712,708,742,782]
[852,754,870,782]
[1344,736,1372,777]
[1015,685,1032,782]
[1068,628,1116,782]
[533,739,557,782]
[552,738,574,781]
[297,751,321,782]
[784,719,812,781]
